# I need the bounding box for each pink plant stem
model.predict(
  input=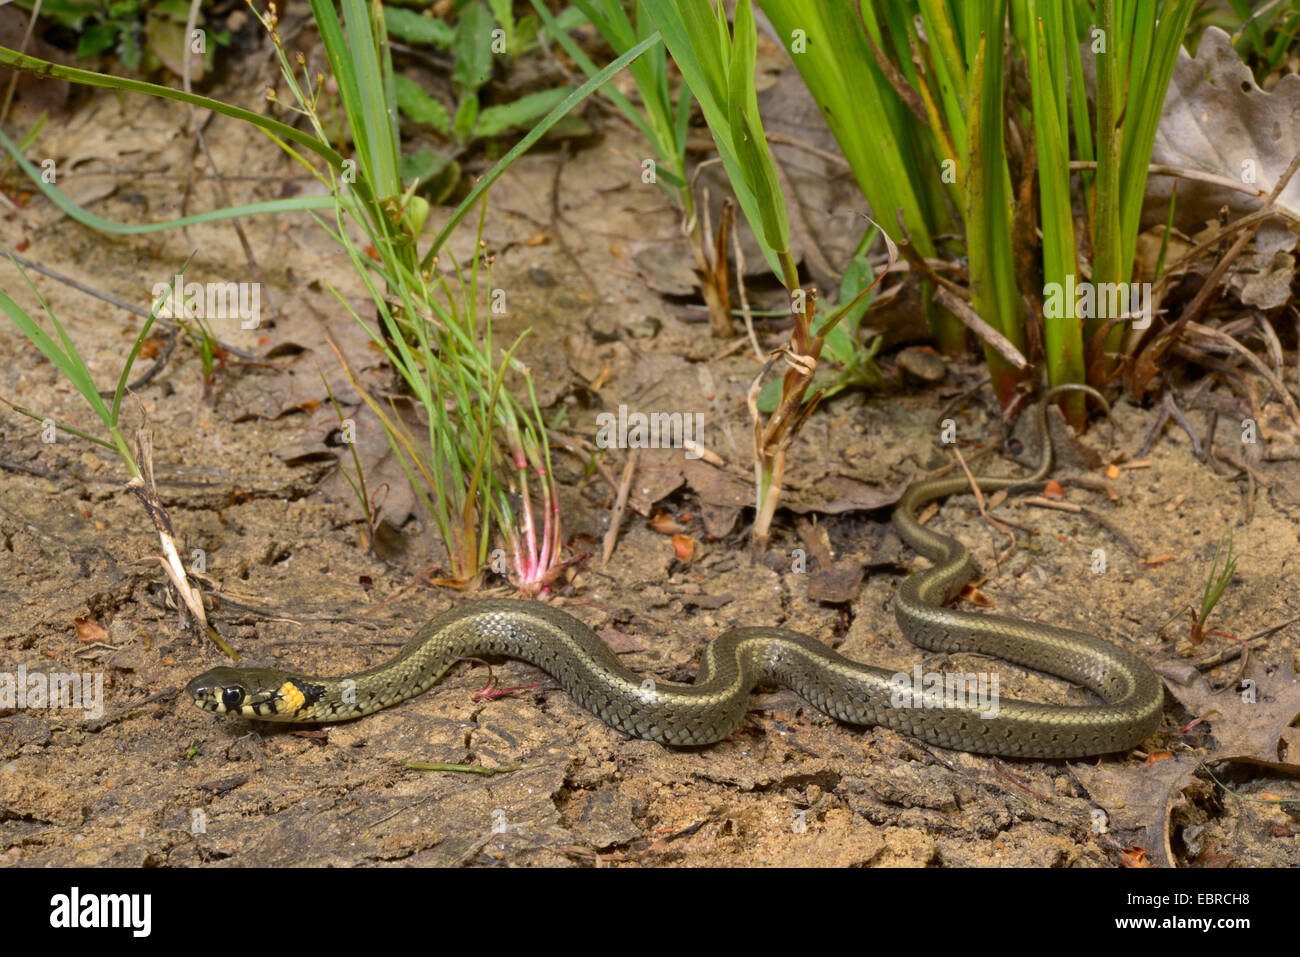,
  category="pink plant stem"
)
[535,467,553,577]
[509,532,526,583]
[518,462,539,581]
